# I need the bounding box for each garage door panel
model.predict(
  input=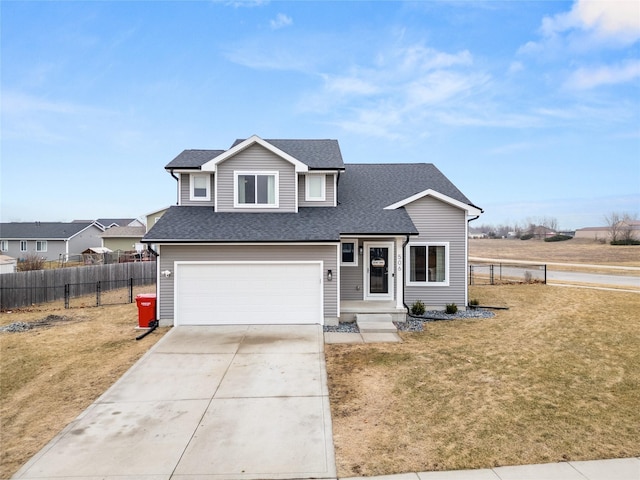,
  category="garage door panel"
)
[175,263,322,325]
